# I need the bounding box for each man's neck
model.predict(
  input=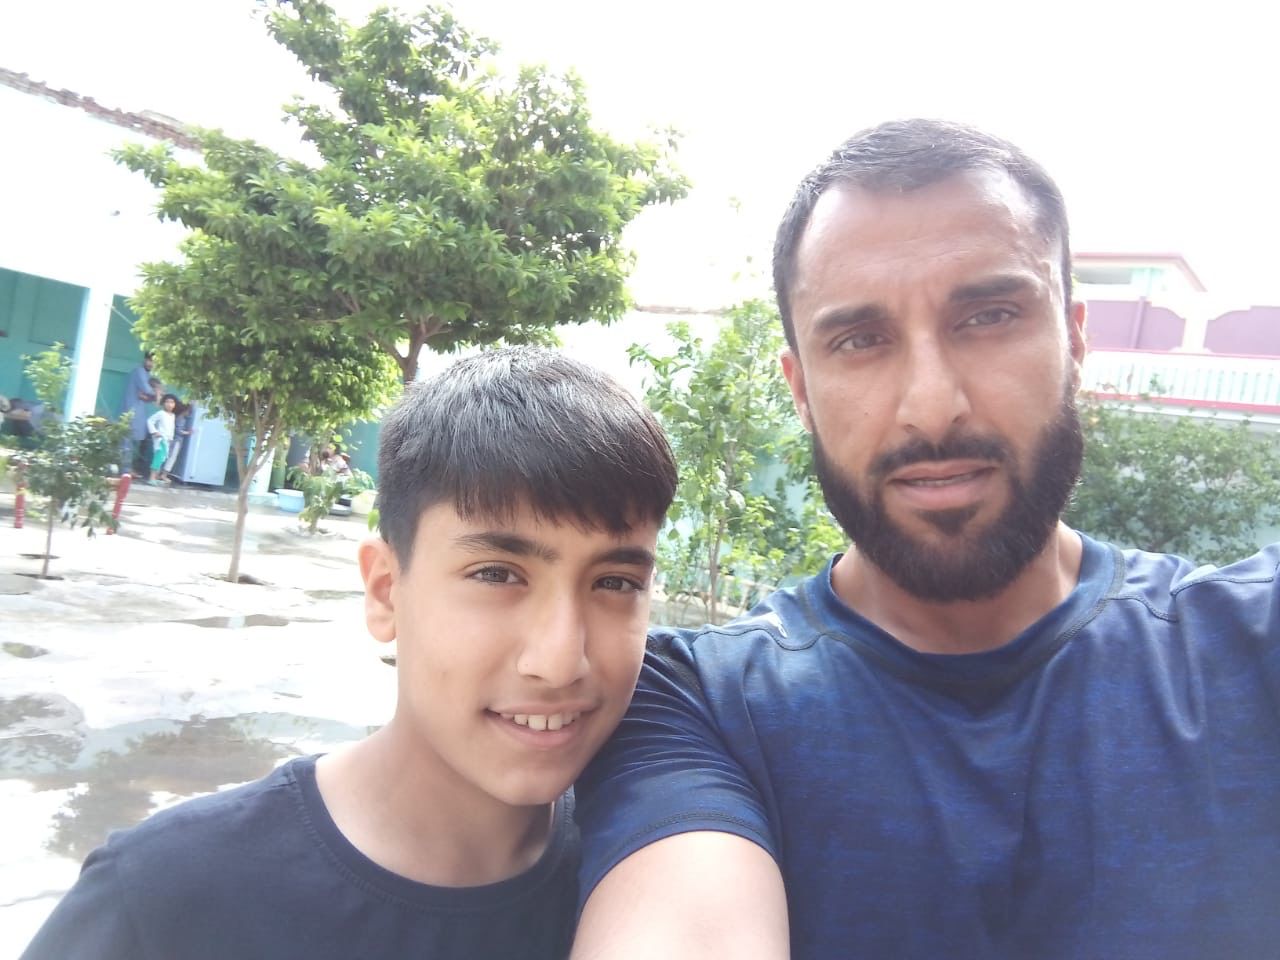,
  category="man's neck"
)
[830,523,1084,655]
[315,725,552,887]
